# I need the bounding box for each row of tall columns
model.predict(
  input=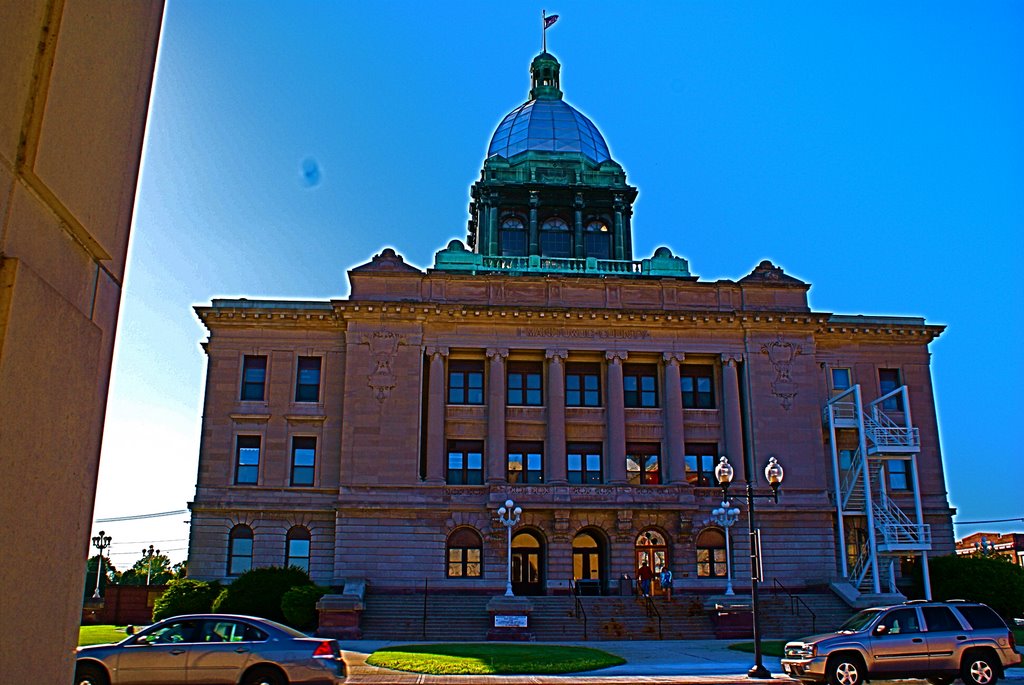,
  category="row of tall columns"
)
[423,346,746,486]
